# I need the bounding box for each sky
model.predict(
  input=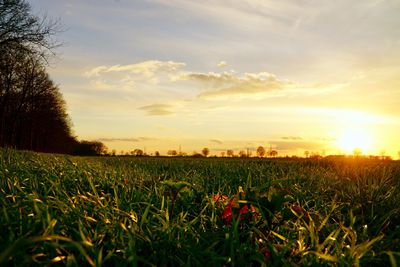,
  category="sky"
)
[28,0,400,157]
